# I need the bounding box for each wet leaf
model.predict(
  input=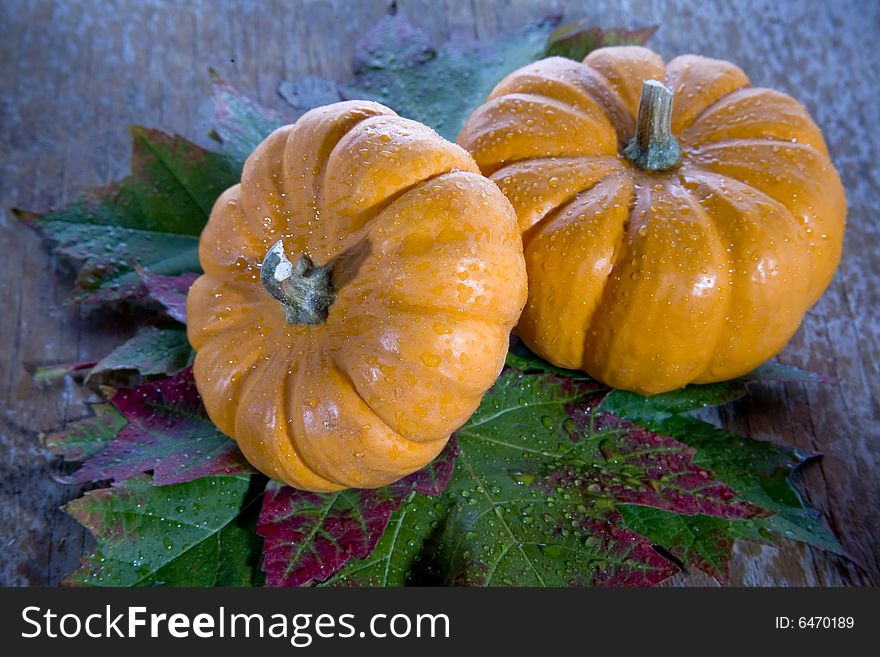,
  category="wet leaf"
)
[14,128,238,305]
[603,392,845,582]
[433,371,766,585]
[138,269,198,324]
[258,439,457,587]
[210,69,284,167]
[343,14,562,140]
[620,416,846,582]
[88,326,192,380]
[333,360,841,586]
[545,21,658,60]
[44,403,126,462]
[65,474,263,587]
[70,367,255,485]
[335,371,762,587]
[325,492,446,587]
